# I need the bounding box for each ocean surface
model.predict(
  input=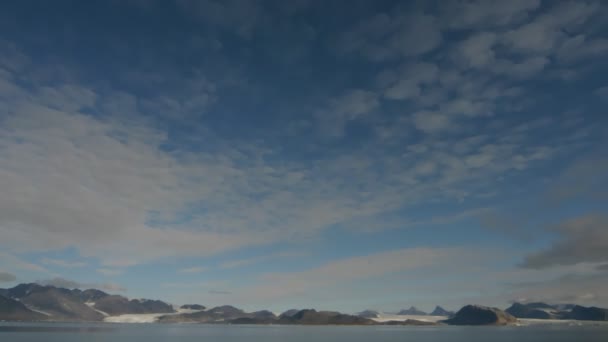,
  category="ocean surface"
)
[2,322,608,341]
